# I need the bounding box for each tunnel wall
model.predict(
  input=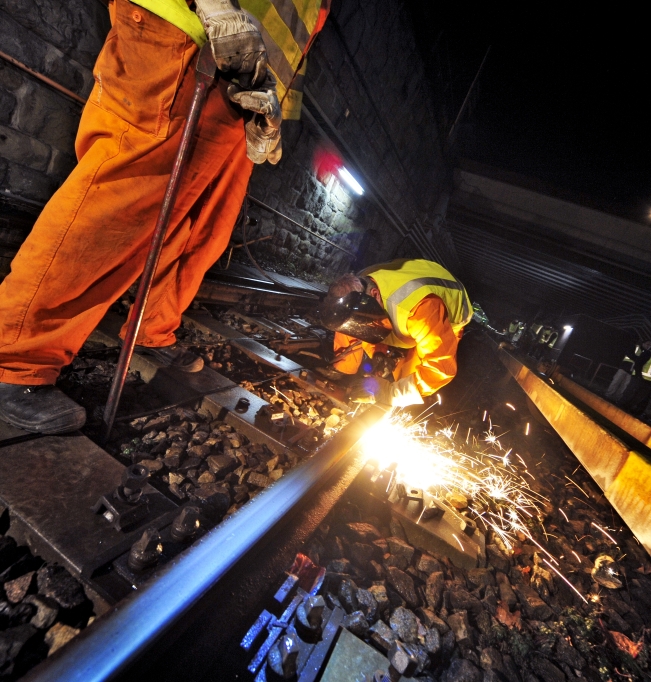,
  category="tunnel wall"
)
[0,0,109,202]
[0,0,450,282]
